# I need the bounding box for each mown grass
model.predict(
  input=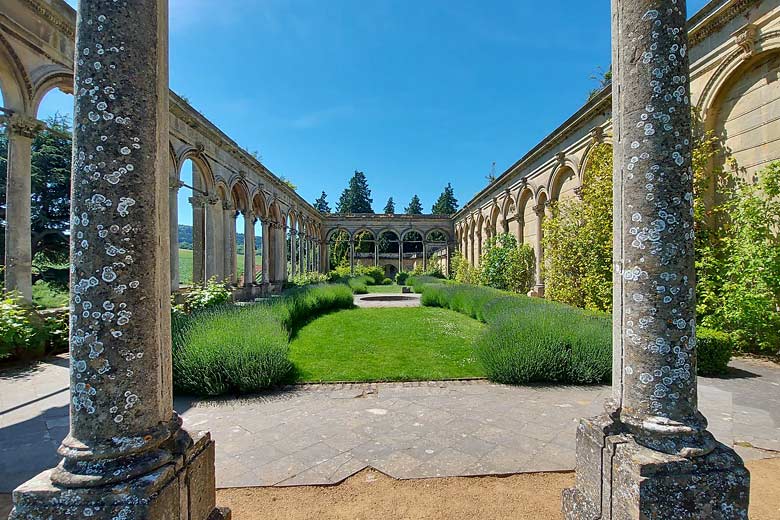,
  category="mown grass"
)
[178,248,261,285]
[289,307,485,382]
[172,284,354,396]
[364,284,406,294]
